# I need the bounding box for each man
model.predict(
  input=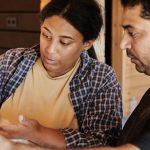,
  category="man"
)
[116,0,150,149]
